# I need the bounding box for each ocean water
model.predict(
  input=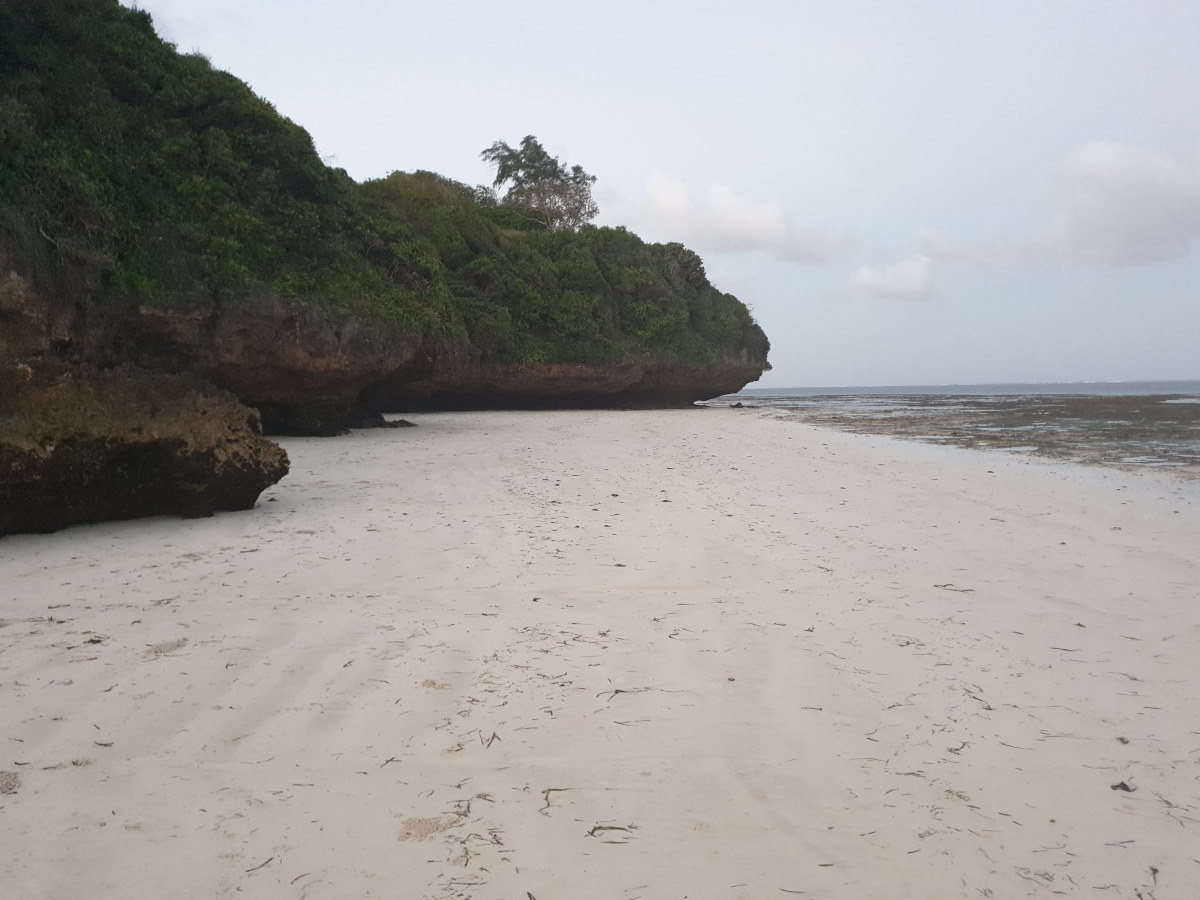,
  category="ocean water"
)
[705,381,1200,476]
[734,380,1200,399]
